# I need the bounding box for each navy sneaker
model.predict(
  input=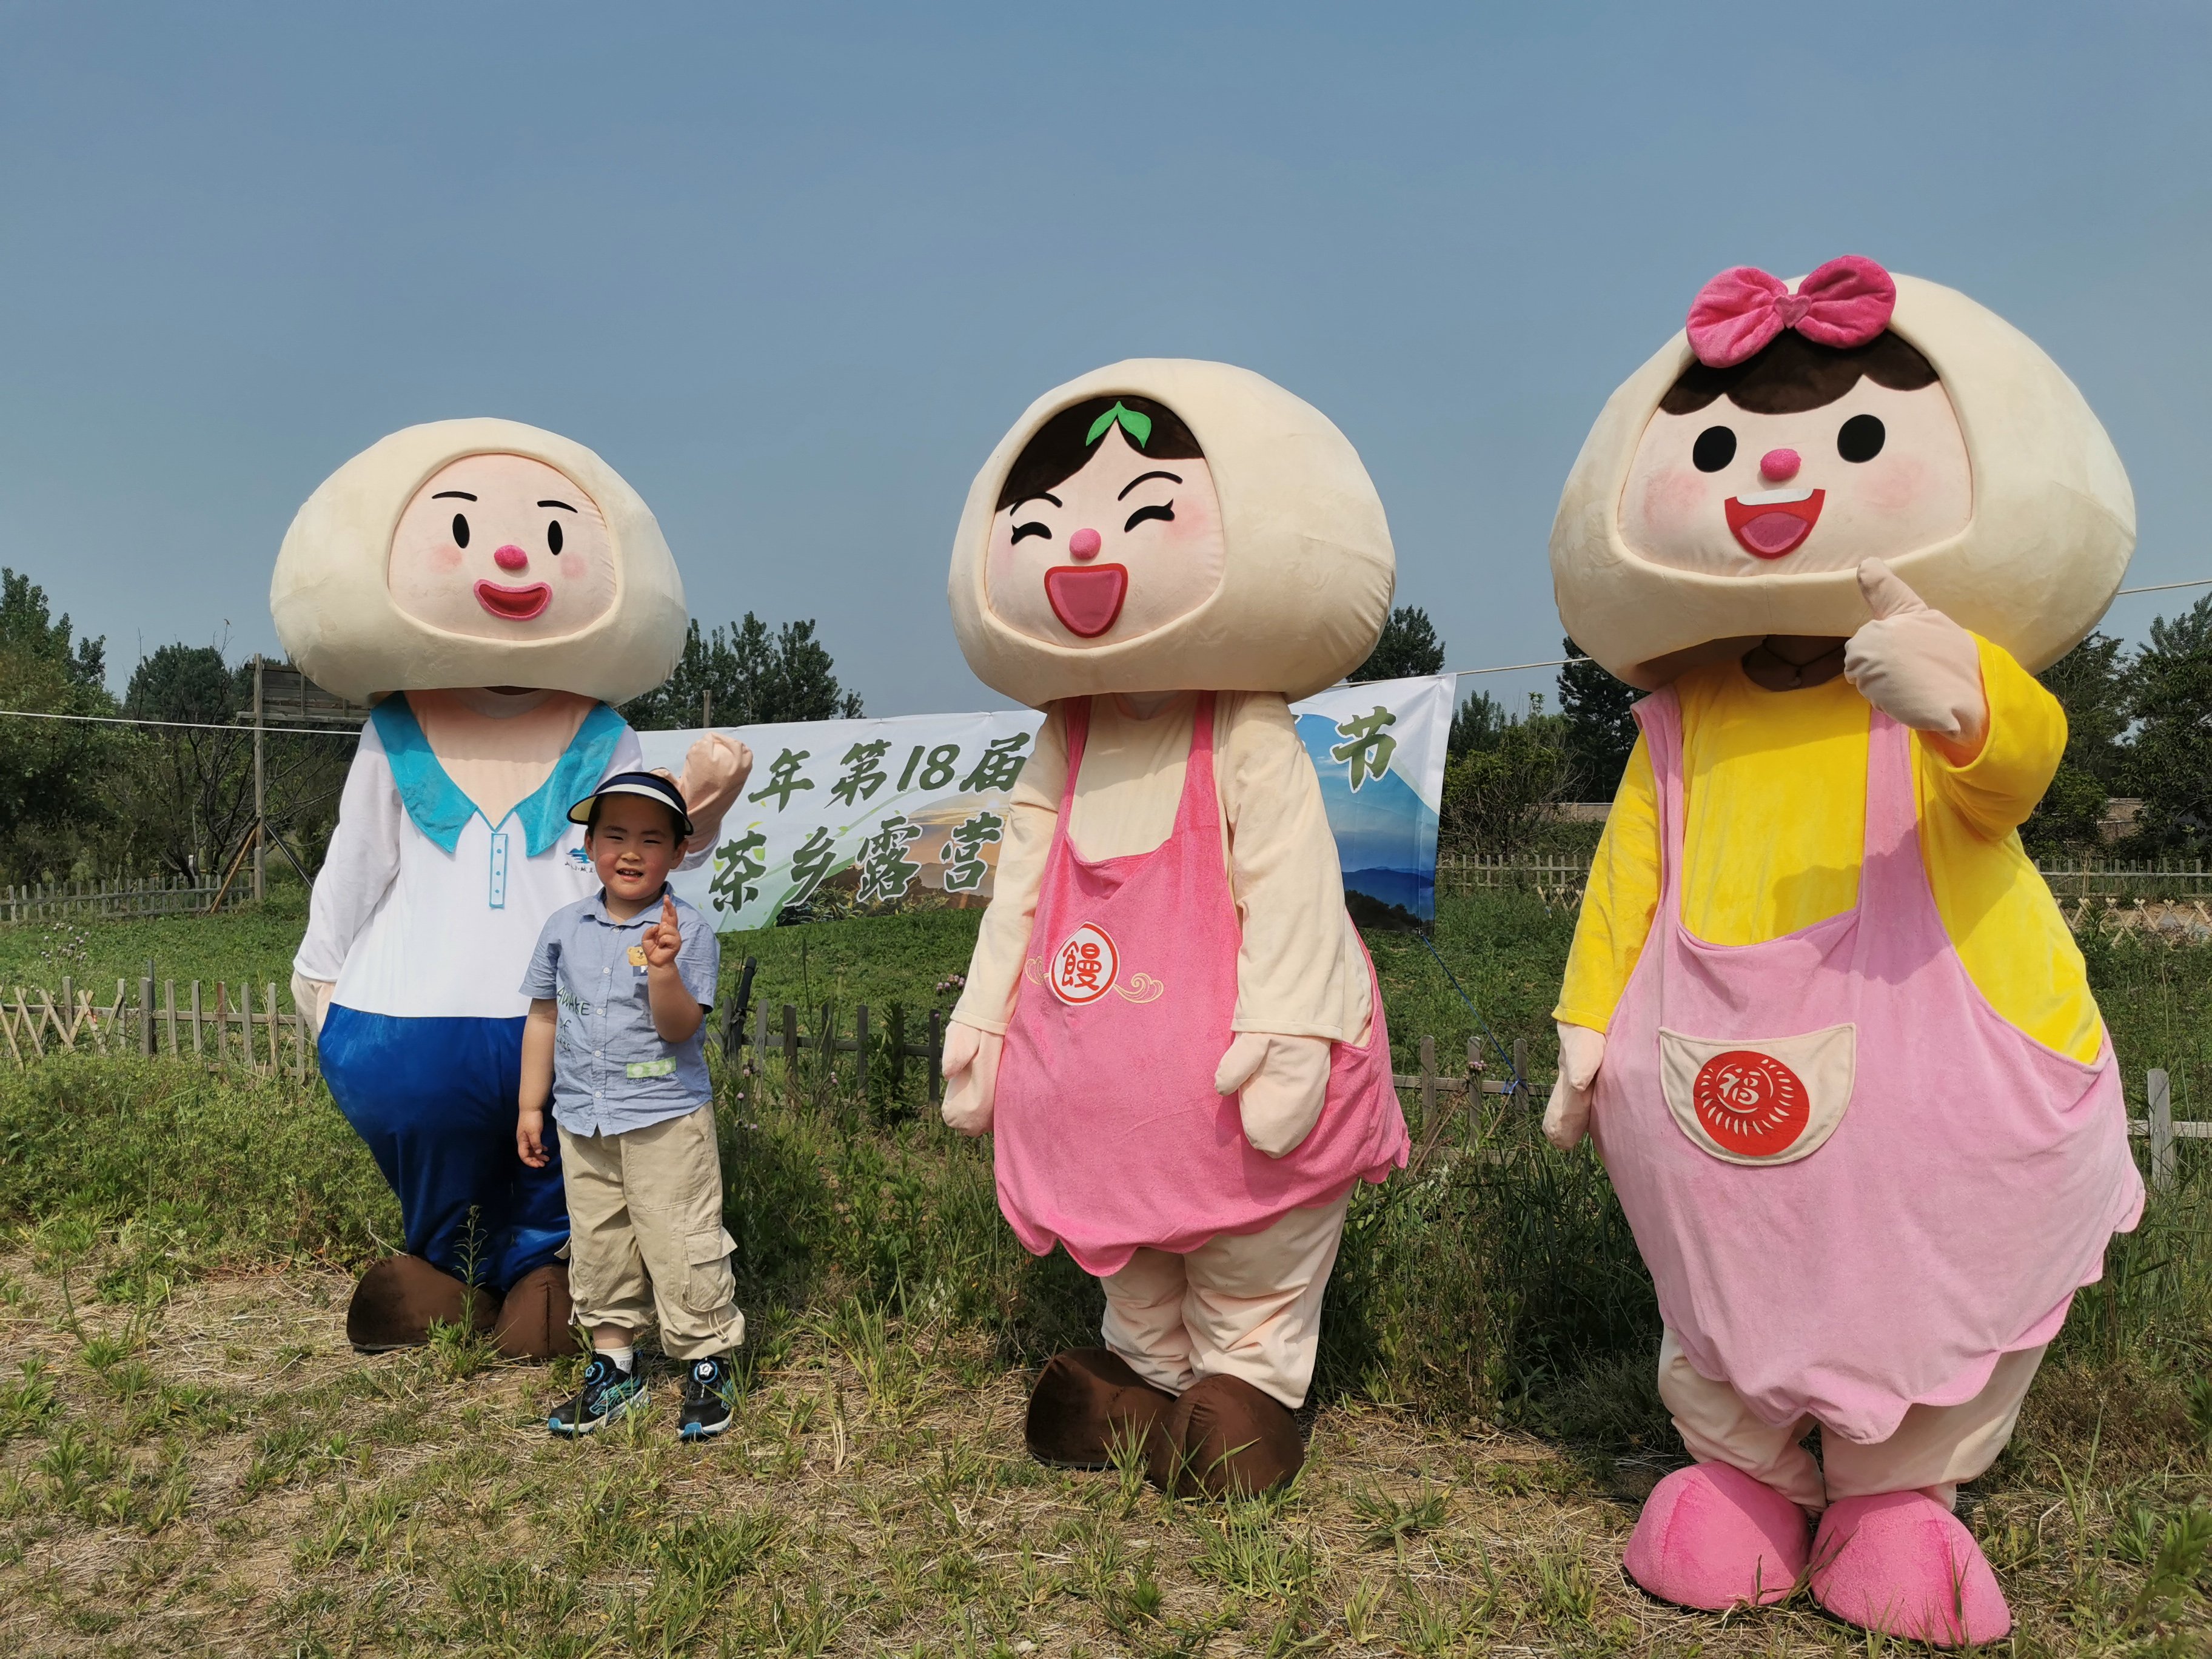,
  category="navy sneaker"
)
[548,1354,646,1436]
[677,1353,739,1441]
